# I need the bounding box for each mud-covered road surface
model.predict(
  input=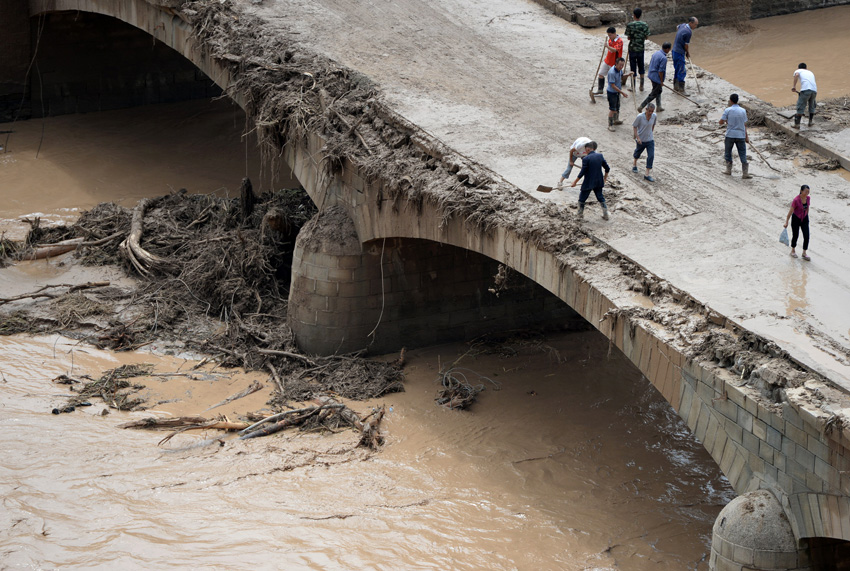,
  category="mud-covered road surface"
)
[241,0,850,389]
